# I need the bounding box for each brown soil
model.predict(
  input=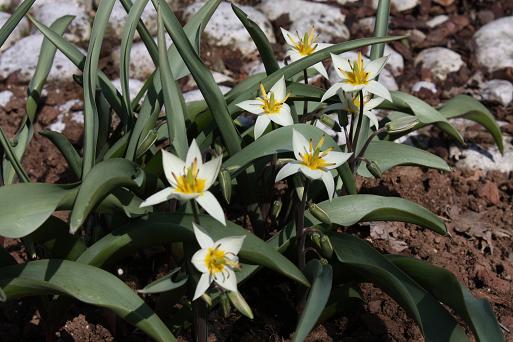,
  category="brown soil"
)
[1,0,513,341]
